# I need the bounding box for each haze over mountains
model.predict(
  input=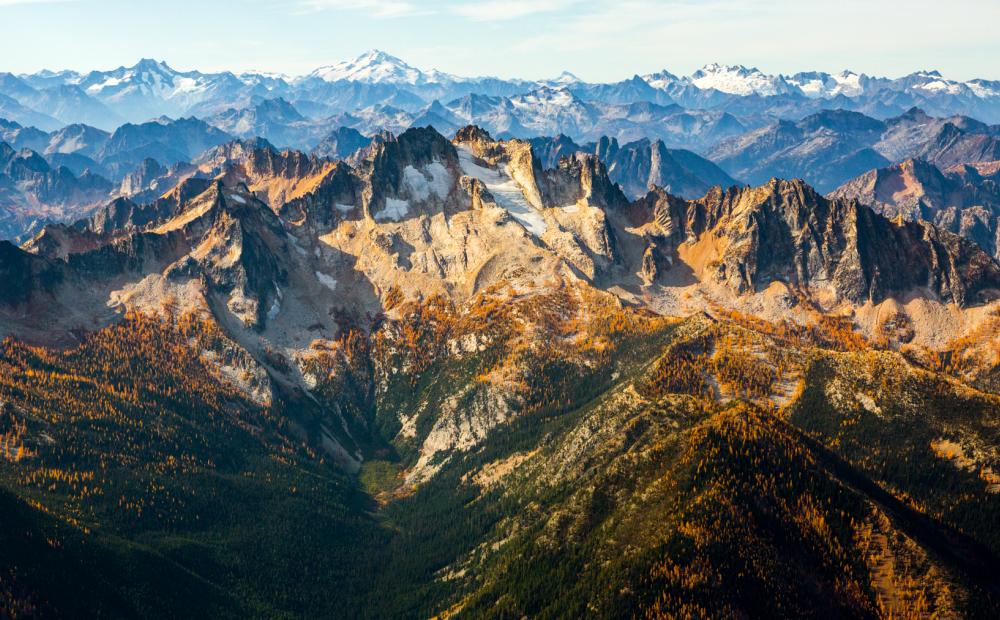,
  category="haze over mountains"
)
[7,51,1000,131]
